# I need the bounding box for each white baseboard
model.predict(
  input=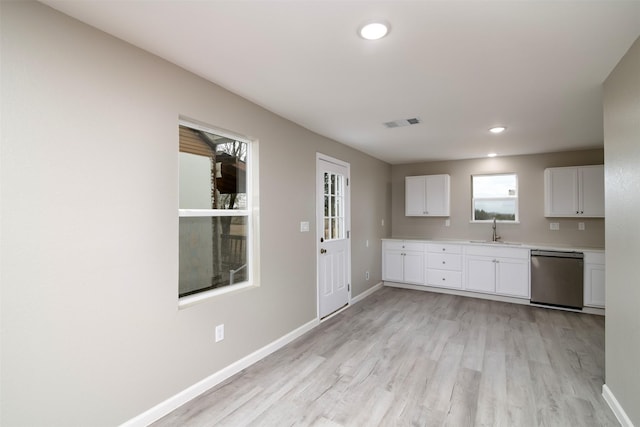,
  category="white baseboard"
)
[351,281,383,305]
[603,384,635,427]
[120,318,319,427]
